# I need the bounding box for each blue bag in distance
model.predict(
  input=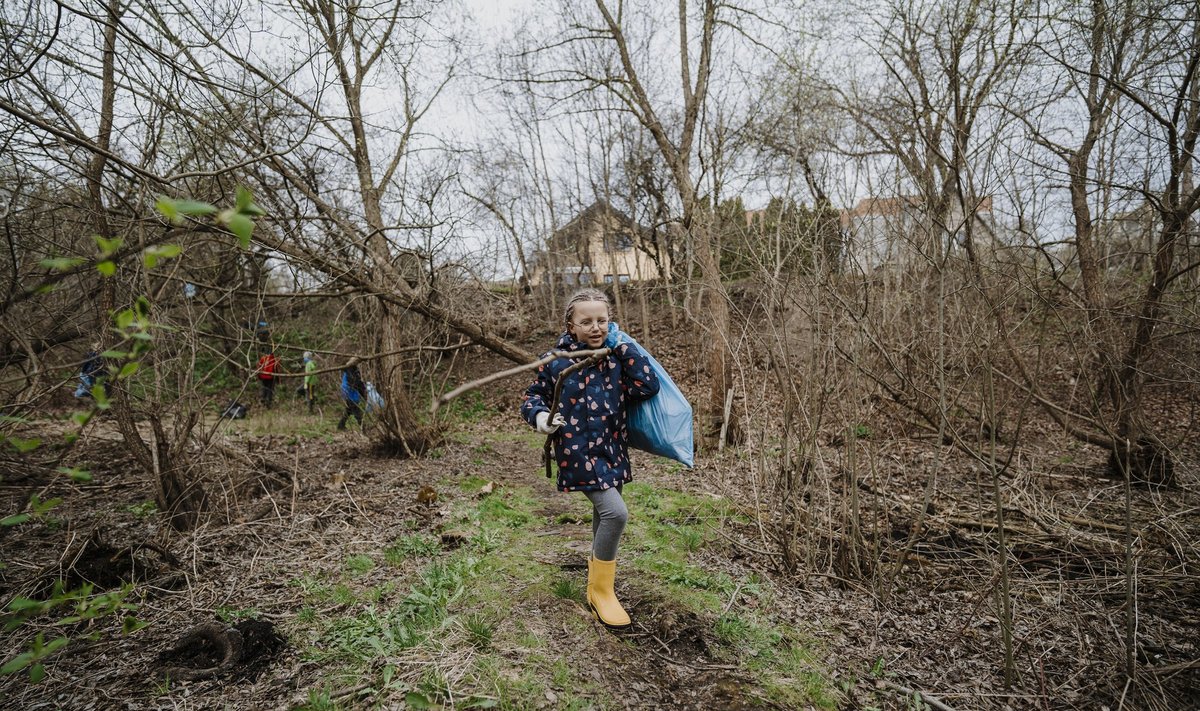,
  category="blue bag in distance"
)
[606,323,694,468]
